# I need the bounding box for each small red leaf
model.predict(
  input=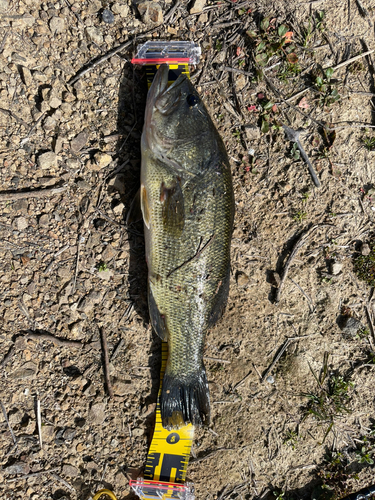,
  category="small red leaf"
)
[298,97,309,109]
[286,52,298,64]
